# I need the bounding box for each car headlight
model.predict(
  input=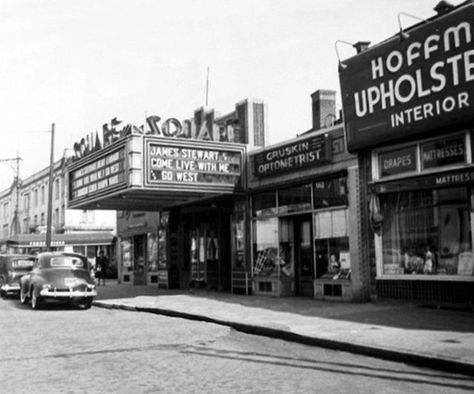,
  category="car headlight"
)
[87,284,96,289]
